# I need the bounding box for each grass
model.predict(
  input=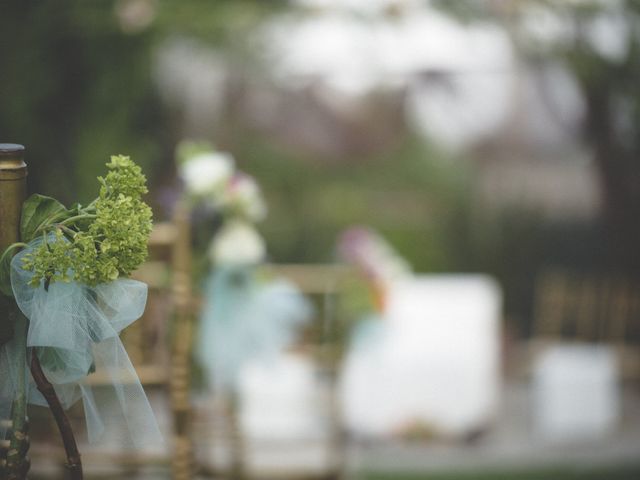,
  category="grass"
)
[358,465,640,480]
